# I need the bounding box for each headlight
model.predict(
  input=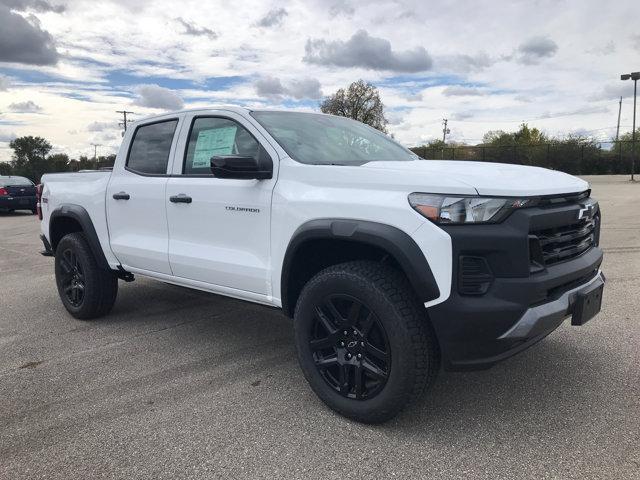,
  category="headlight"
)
[408,193,533,224]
